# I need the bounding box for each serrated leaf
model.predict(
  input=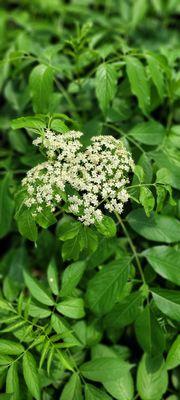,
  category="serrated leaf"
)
[147,55,165,99]
[23,352,40,400]
[29,64,54,113]
[34,208,56,229]
[47,258,59,296]
[95,216,117,238]
[59,220,82,241]
[152,288,180,322]
[104,291,143,329]
[0,298,15,313]
[0,340,24,355]
[126,56,150,114]
[23,270,54,306]
[39,340,50,369]
[95,64,117,114]
[11,116,45,131]
[131,0,148,29]
[0,174,14,239]
[61,373,83,400]
[166,335,180,370]
[143,246,180,285]
[57,298,85,319]
[57,350,74,371]
[103,371,134,400]
[47,346,54,375]
[139,187,155,216]
[134,165,144,183]
[127,208,180,243]
[85,383,111,400]
[129,120,165,145]
[6,364,19,400]
[61,261,86,296]
[80,357,130,382]
[86,258,130,316]
[135,305,165,354]
[137,354,168,400]
[16,210,38,242]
